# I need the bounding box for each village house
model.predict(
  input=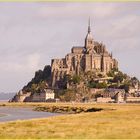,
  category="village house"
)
[31,89,55,102]
[10,89,55,102]
[96,89,126,103]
